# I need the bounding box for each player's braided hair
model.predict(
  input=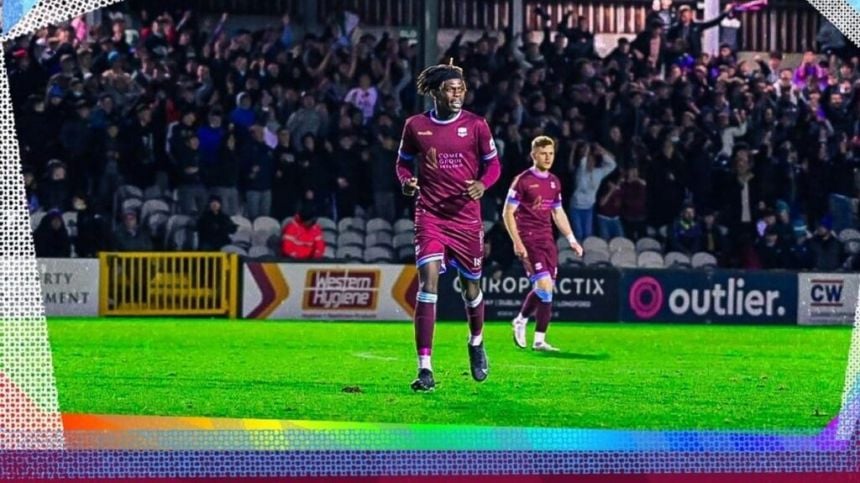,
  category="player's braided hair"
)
[416,59,465,95]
